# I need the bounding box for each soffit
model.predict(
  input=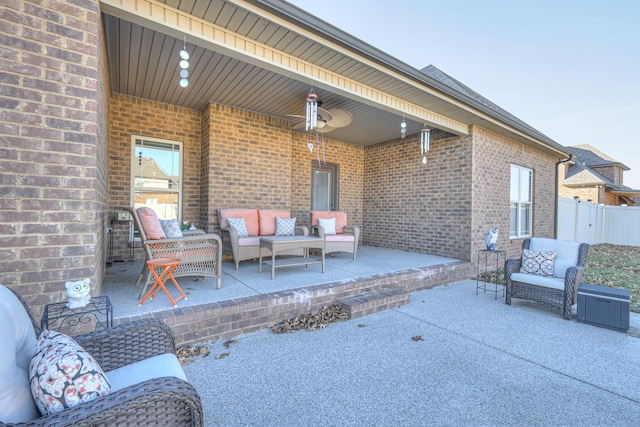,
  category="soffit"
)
[101,0,568,154]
